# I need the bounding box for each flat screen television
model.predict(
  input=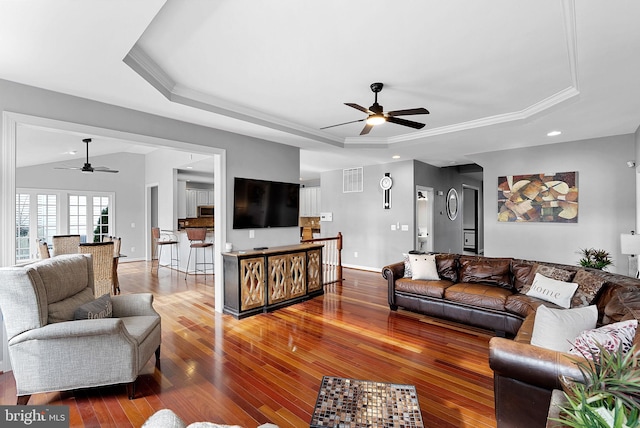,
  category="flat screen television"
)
[233,177,300,229]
